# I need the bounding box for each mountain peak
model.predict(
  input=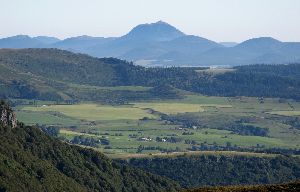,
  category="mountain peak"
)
[153,20,171,25]
[237,37,282,51]
[8,35,31,40]
[155,20,167,24]
[122,21,185,42]
[63,35,104,41]
[239,37,282,45]
[33,36,61,44]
